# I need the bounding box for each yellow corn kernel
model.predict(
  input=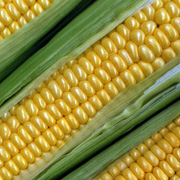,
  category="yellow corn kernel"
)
[122,155,134,167]
[152,0,163,9]
[137,157,153,173]
[39,110,55,126]
[12,153,28,170]
[162,47,176,62]
[122,168,138,180]
[79,81,96,96]
[42,129,57,146]
[151,132,163,142]
[73,107,88,124]
[88,74,103,91]
[143,6,155,20]
[104,82,119,98]
[109,32,126,49]
[40,88,55,104]
[151,145,166,160]
[16,105,30,123]
[157,139,173,153]
[79,57,94,74]
[31,116,48,132]
[55,99,71,116]
[102,60,118,78]
[141,21,157,35]
[166,154,180,171]
[81,102,96,117]
[108,165,121,178]
[159,127,169,137]
[171,17,180,33]
[0,146,11,162]
[152,57,165,70]
[71,87,87,103]
[9,21,20,32]
[139,45,155,62]
[24,99,39,116]
[20,147,35,164]
[155,8,171,25]
[126,41,140,62]
[124,17,140,31]
[110,54,127,72]
[34,135,50,152]
[167,122,176,131]
[138,61,154,77]
[57,118,71,134]
[134,10,148,23]
[144,150,159,167]
[5,160,20,175]
[0,123,11,140]
[72,64,87,81]
[165,1,180,17]
[1,27,11,38]
[0,8,12,26]
[31,2,44,15]
[159,161,175,177]
[129,149,141,161]
[38,0,51,10]
[112,76,126,92]
[33,94,46,109]
[63,92,79,109]
[101,37,118,54]
[153,167,168,180]
[0,167,12,180]
[28,142,41,157]
[129,64,145,83]
[65,114,79,129]
[130,163,145,179]
[89,95,103,111]
[17,16,27,26]
[160,24,179,41]
[3,140,19,156]
[97,89,111,105]
[17,125,33,144]
[46,104,62,120]
[10,133,26,150]
[164,132,180,147]
[63,69,79,87]
[171,39,180,54]
[100,172,113,180]
[116,175,127,180]
[24,0,36,7]
[56,75,70,92]
[50,124,64,140]
[117,24,130,41]
[120,70,136,86]
[131,29,145,46]
[24,122,41,138]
